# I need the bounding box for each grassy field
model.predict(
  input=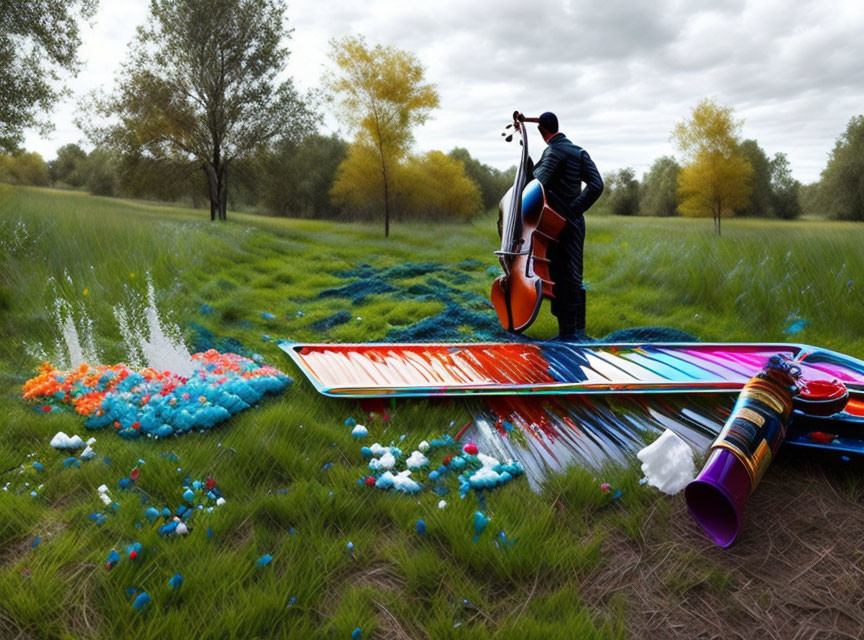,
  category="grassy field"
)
[1,185,864,639]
